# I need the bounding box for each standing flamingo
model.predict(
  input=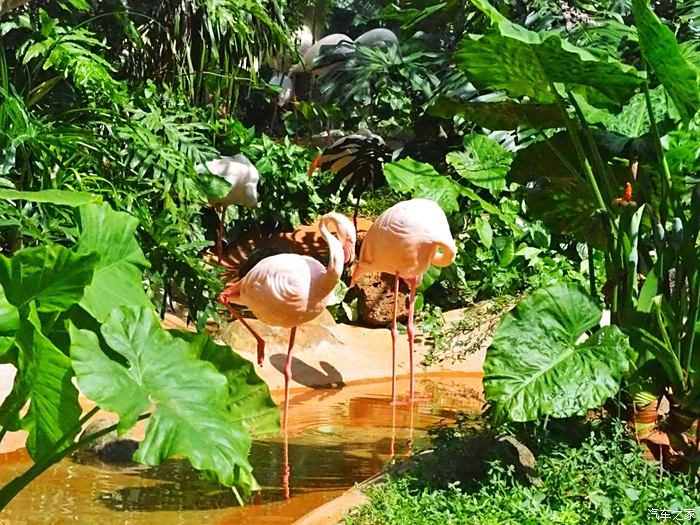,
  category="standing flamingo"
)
[218,212,356,427]
[196,154,260,262]
[351,198,457,402]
